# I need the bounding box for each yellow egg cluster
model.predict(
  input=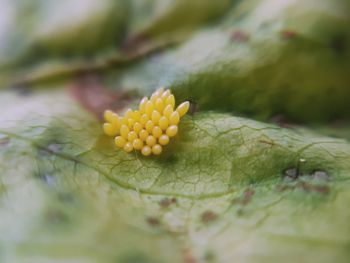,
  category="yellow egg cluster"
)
[103,88,190,156]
